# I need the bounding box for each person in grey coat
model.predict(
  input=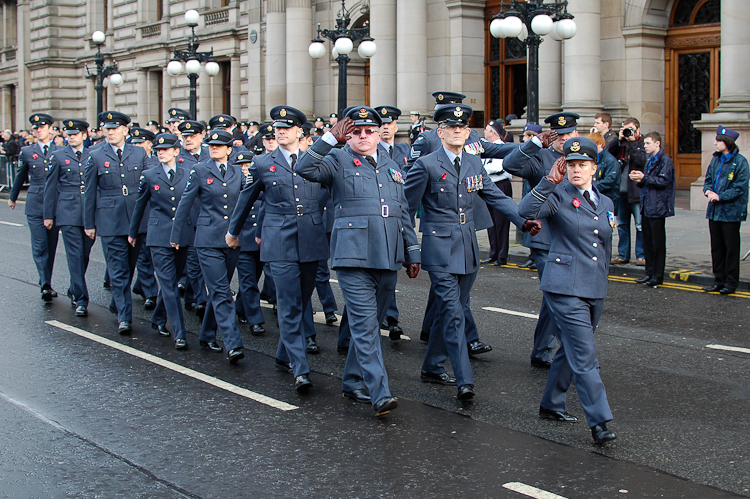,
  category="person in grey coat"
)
[518,137,616,445]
